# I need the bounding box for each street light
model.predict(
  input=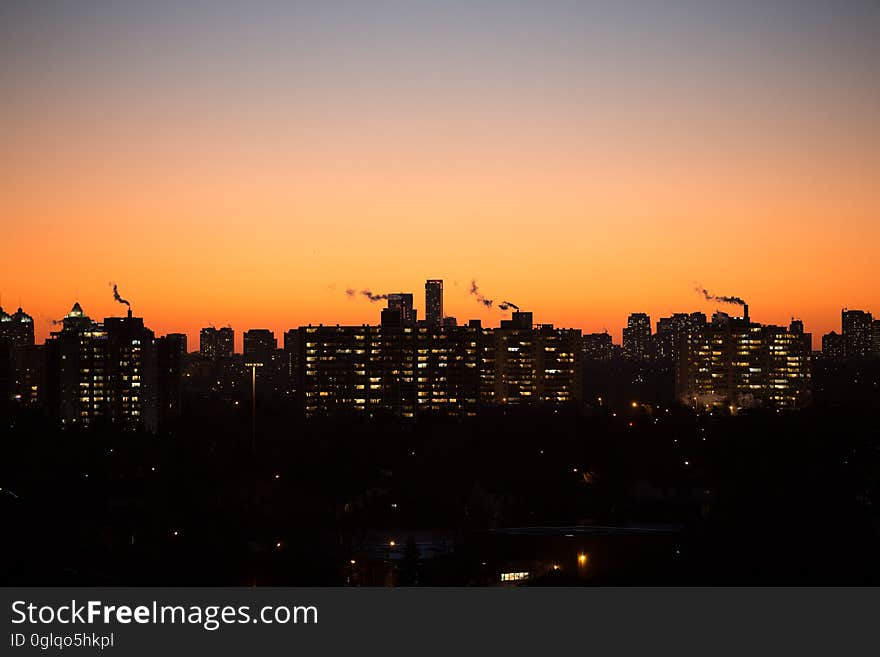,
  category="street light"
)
[245,362,263,452]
